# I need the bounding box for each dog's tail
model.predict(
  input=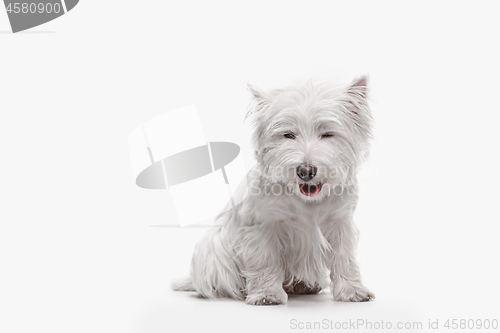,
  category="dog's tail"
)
[171,276,195,292]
